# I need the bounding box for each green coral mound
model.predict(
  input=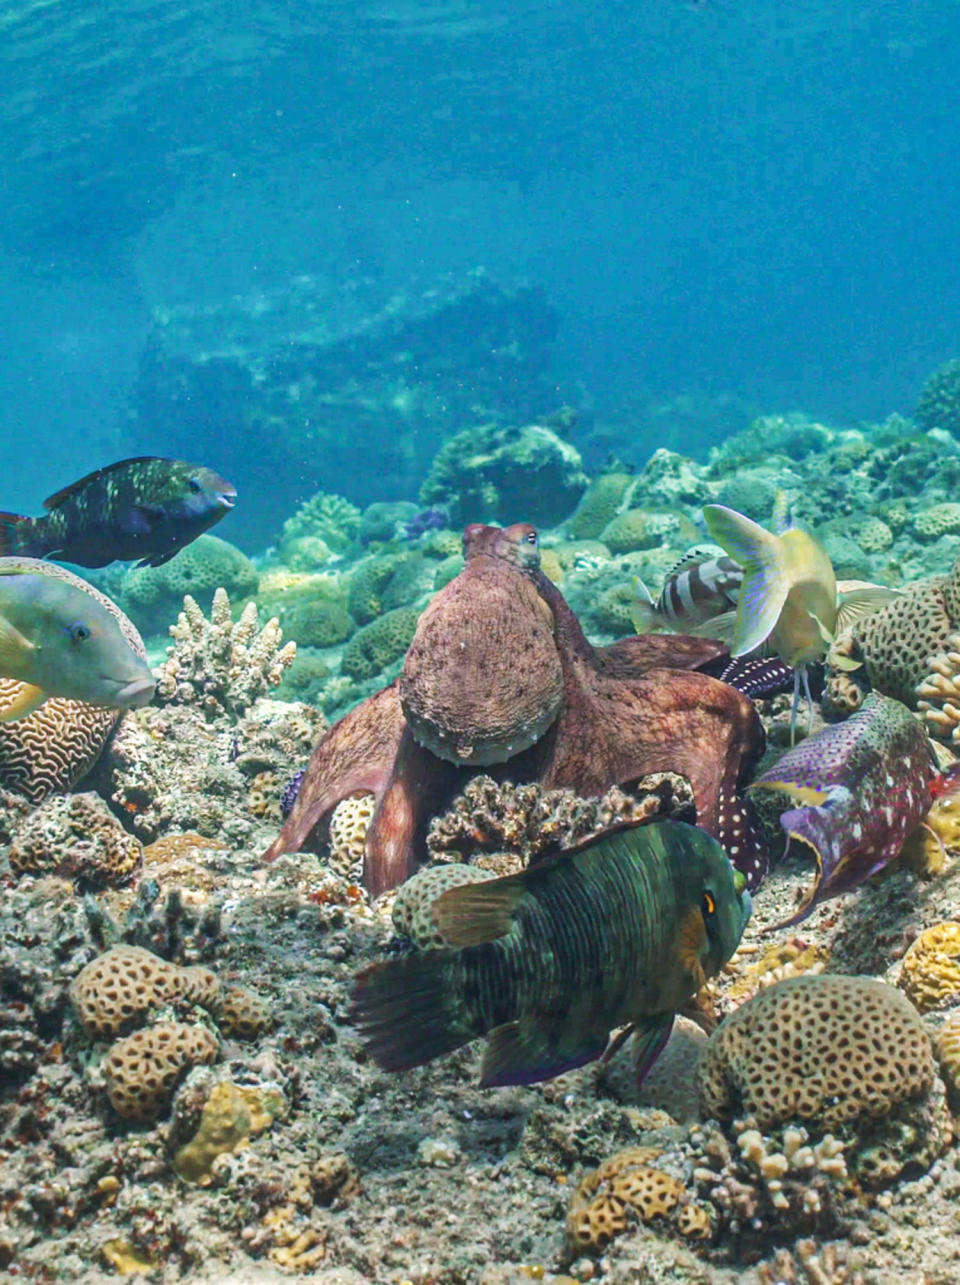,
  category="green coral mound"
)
[279,491,362,556]
[347,554,409,624]
[915,358,960,436]
[566,472,634,539]
[419,421,588,529]
[121,535,259,635]
[341,607,422,681]
[600,508,698,555]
